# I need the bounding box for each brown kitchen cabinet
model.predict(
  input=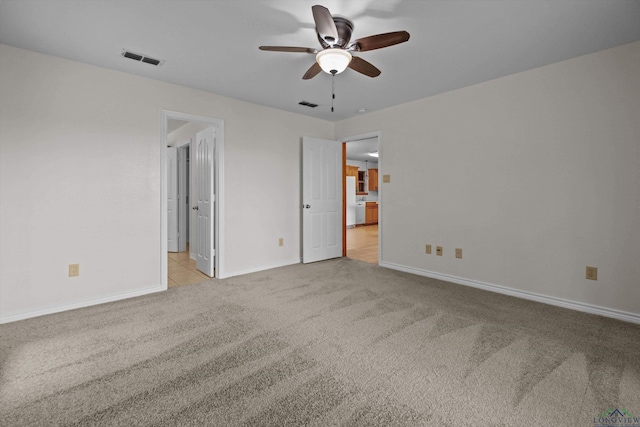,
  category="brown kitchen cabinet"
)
[368,169,378,191]
[365,202,378,225]
[345,165,359,177]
